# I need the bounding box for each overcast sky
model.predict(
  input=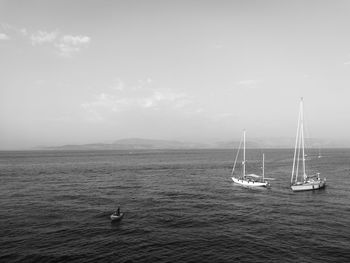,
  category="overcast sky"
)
[1,0,350,149]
